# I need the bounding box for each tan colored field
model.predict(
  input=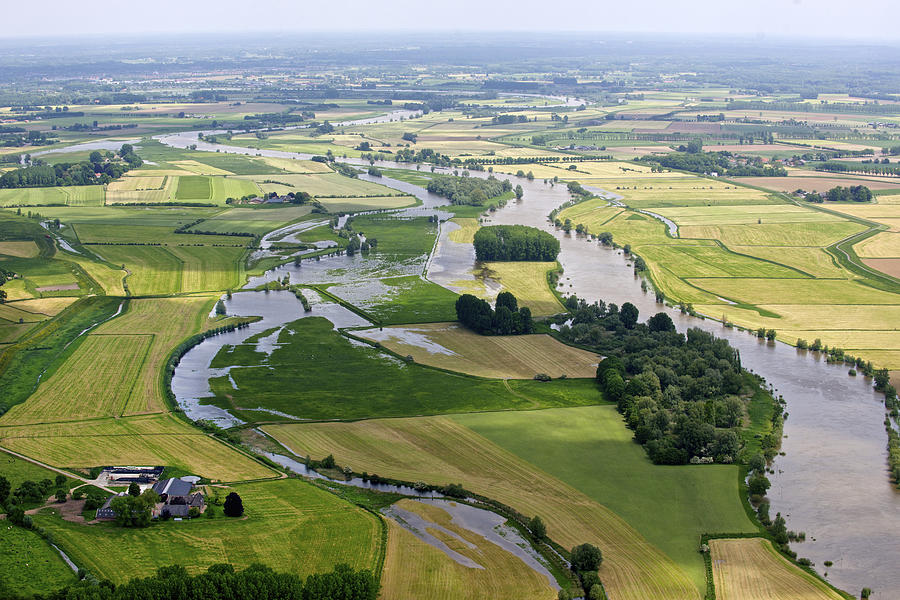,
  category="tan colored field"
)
[108,176,167,191]
[492,161,665,181]
[473,261,563,316]
[826,203,900,230]
[776,329,900,350]
[9,297,78,316]
[680,222,865,246]
[864,258,900,278]
[105,177,175,204]
[855,232,900,257]
[357,323,600,379]
[260,157,334,173]
[0,241,39,258]
[658,204,842,226]
[734,175,900,193]
[264,416,699,600]
[447,218,480,244]
[171,160,233,175]
[695,303,900,333]
[0,414,275,482]
[380,502,557,600]
[709,538,842,600]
